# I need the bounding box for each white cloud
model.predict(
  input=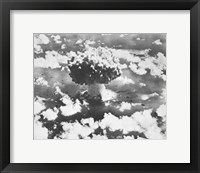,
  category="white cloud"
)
[160,88,166,101]
[138,58,155,70]
[132,109,165,139]
[152,39,162,45]
[129,63,147,75]
[57,108,166,139]
[112,49,141,63]
[129,53,166,79]
[101,88,118,102]
[35,77,49,86]
[34,51,70,69]
[45,51,69,65]
[157,52,166,70]
[81,117,99,130]
[60,95,82,116]
[34,119,48,139]
[120,116,141,134]
[51,35,62,44]
[34,57,60,69]
[131,49,150,56]
[42,108,58,121]
[34,34,50,45]
[34,34,49,54]
[61,44,67,49]
[34,44,43,54]
[99,113,121,131]
[85,40,95,45]
[34,97,46,114]
[156,104,166,118]
[54,86,65,96]
[123,135,135,139]
[144,125,164,139]
[120,64,128,69]
[132,109,155,129]
[115,76,135,85]
[96,108,166,139]
[76,39,83,44]
[61,121,94,139]
[117,102,132,112]
[67,51,77,58]
[140,92,159,101]
[139,83,146,87]
[136,37,145,41]
[99,113,141,134]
